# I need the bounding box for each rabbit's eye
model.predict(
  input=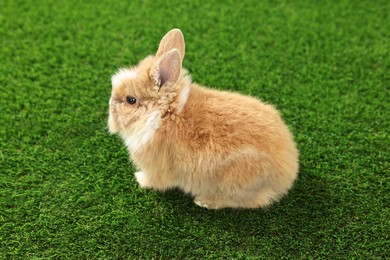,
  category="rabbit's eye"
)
[126,96,137,104]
